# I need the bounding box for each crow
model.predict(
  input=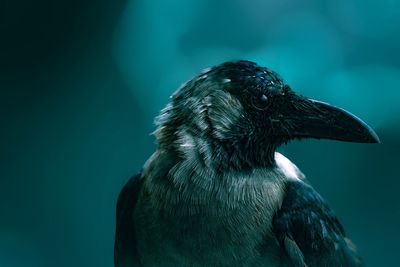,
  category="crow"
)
[114,60,379,267]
